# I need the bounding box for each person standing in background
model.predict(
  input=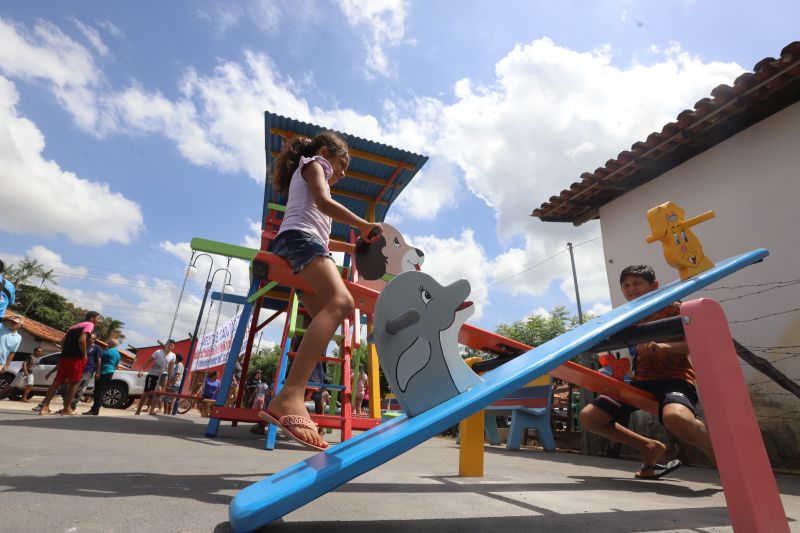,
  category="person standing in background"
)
[0,260,16,320]
[70,334,102,411]
[84,339,122,416]
[39,311,101,416]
